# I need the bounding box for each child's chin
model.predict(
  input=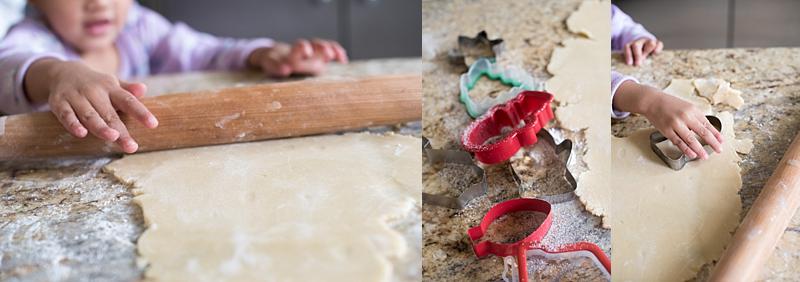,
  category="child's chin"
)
[77,36,117,51]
